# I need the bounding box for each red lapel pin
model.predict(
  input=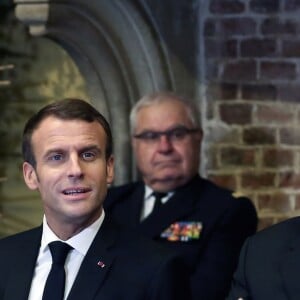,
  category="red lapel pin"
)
[97,260,106,268]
